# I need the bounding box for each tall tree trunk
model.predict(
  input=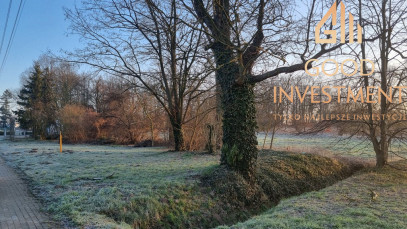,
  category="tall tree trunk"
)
[172,120,185,151]
[216,55,258,178]
[269,124,277,150]
[359,0,389,167]
[220,81,258,178]
[262,130,269,150]
[206,124,215,154]
[194,0,264,178]
[150,121,154,147]
[377,0,389,167]
[375,147,388,167]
